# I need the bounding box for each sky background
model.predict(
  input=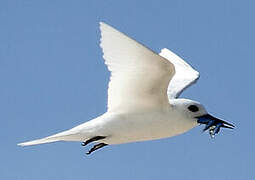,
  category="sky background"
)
[1,0,254,179]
